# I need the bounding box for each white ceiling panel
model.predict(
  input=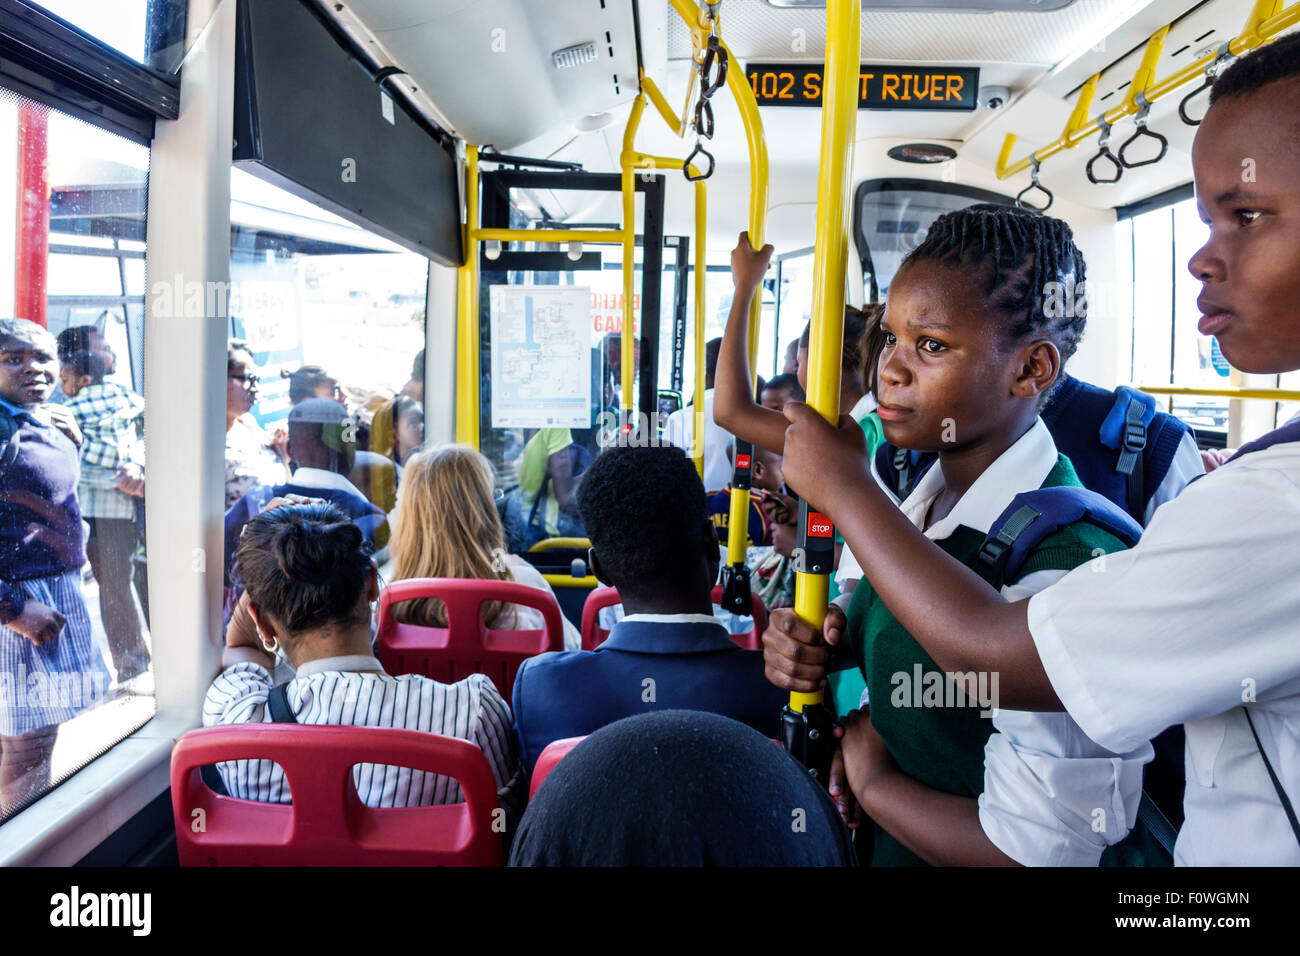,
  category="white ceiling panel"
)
[666,0,1153,66]
[339,0,641,148]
